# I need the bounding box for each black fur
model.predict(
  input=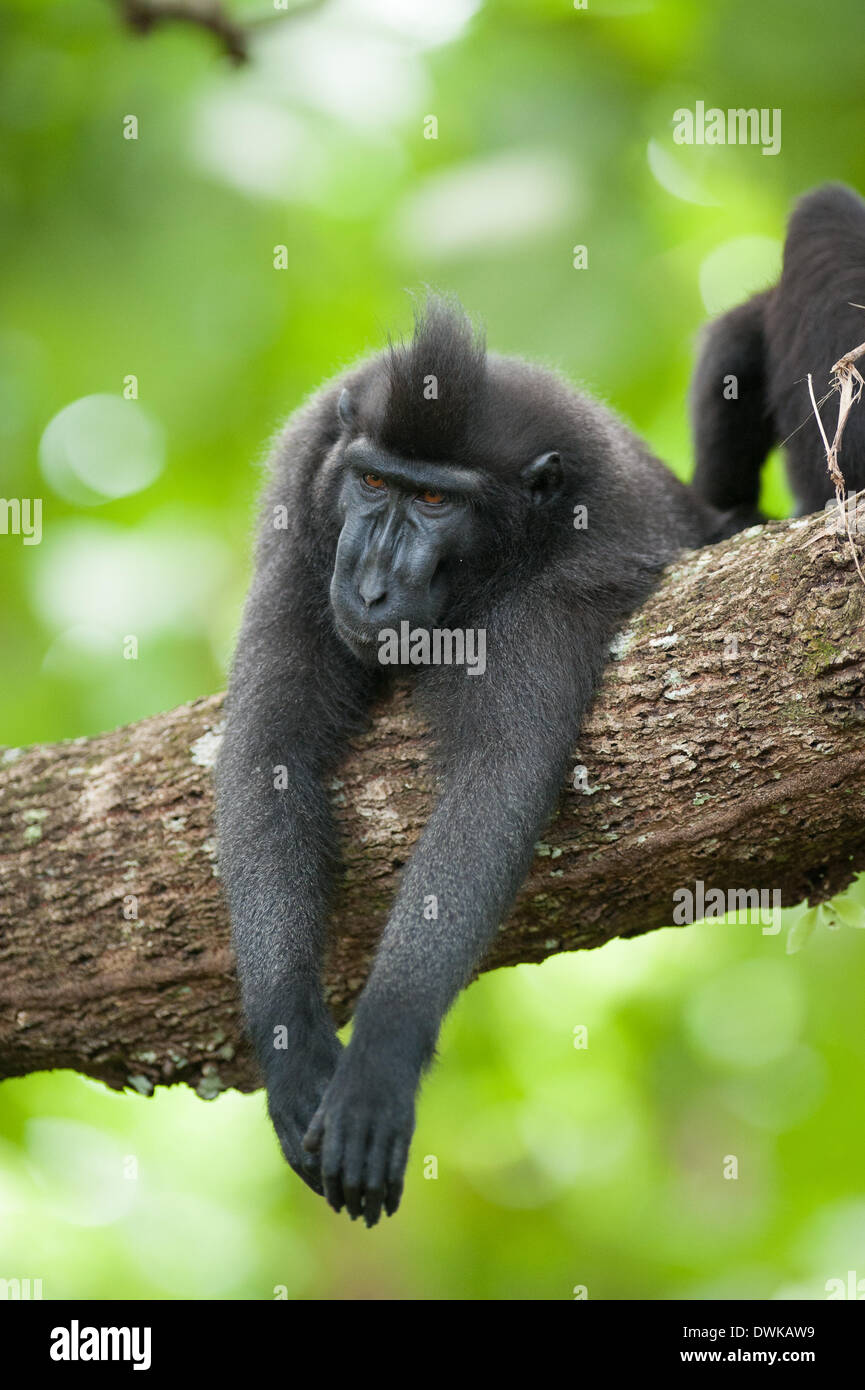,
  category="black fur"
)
[216,298,727,1225]
[691,183,865,523]
[379,298,488,460]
